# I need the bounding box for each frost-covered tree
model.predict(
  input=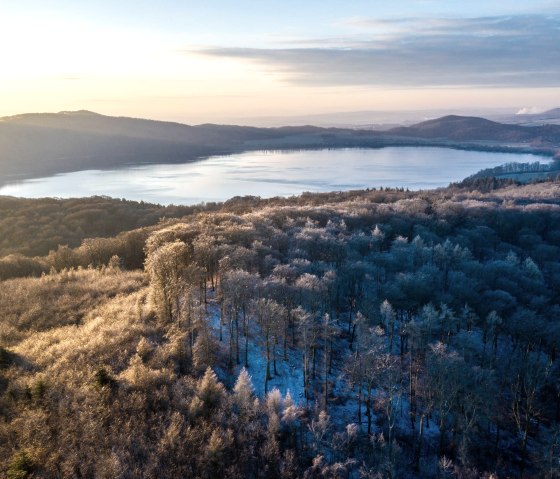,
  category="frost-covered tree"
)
[192,367,226,416]
[145,240,198,323]
[251,297,285,393]
[380,299,396,352]
[233,367,255,414]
